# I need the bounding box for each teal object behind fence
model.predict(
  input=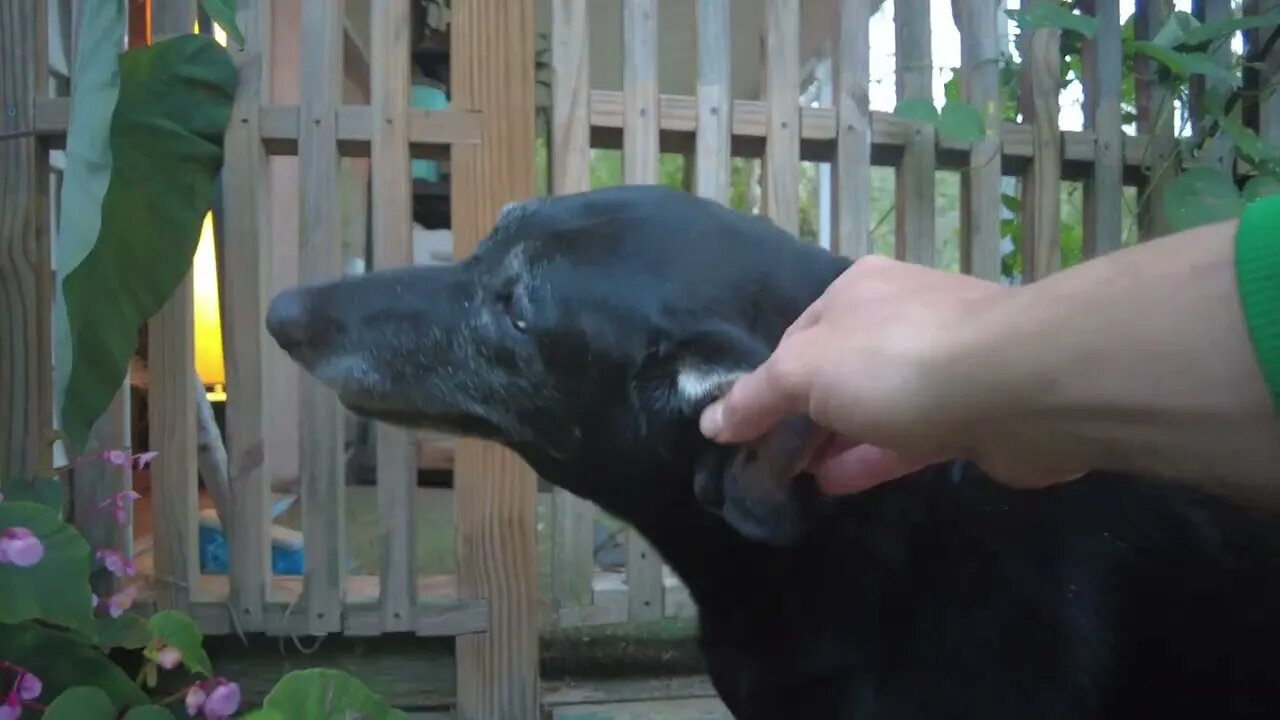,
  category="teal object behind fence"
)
[411,85,448,182]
